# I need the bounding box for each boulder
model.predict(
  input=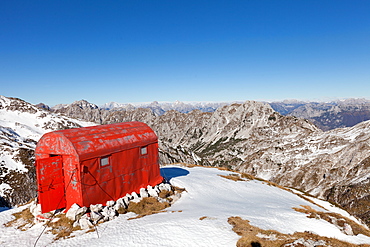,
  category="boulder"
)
[343,223,354,235]
[102,206,117,220]
[30,202,42,217]
[90,211,103,224]
[147,185,159,197]
[79,217,93,230]
[66,203,81,221]
[90,204,103,213]
[140,188,149,198]
[106,200,115,207]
